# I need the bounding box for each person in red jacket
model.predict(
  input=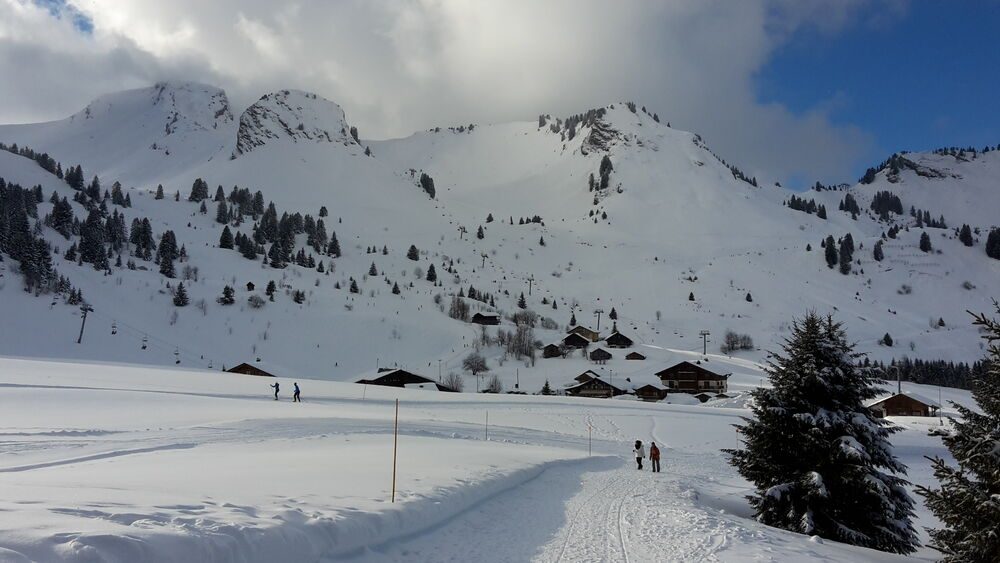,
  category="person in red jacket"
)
[649,442,661,473]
